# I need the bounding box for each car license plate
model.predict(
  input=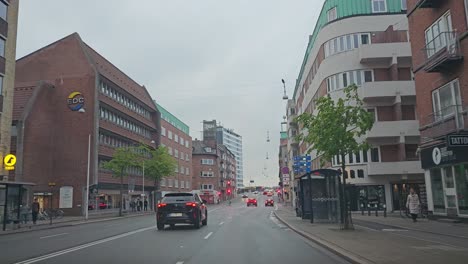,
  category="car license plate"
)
[170,213,183,217]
